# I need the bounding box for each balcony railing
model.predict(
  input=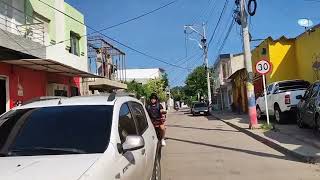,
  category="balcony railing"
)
[0,1,45,44]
